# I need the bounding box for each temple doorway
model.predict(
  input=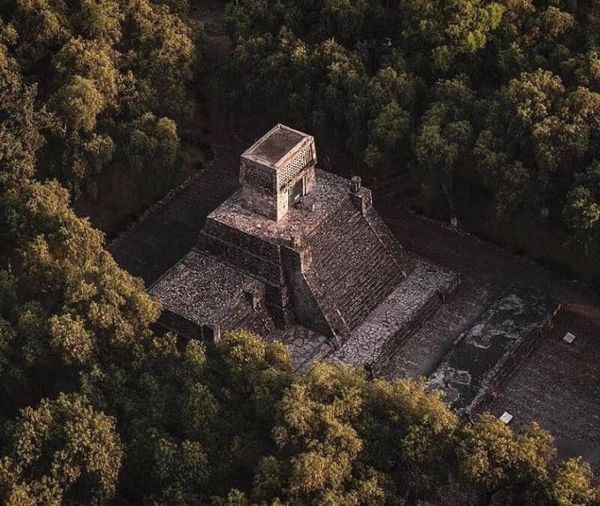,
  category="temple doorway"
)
[289,178,304,206]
